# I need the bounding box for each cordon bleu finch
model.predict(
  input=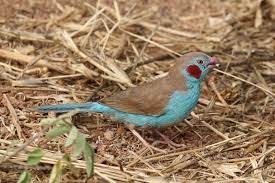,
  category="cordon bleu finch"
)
[36,52,218,127]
